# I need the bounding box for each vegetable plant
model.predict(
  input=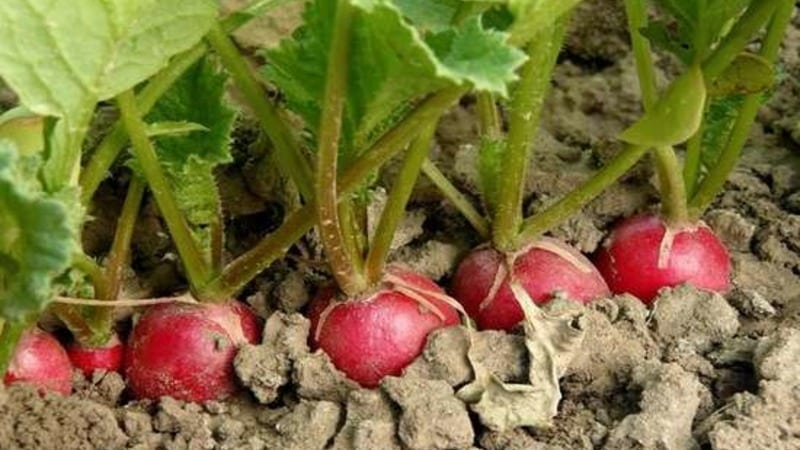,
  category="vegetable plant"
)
[594,0,794,303]
[263,0,528,386]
